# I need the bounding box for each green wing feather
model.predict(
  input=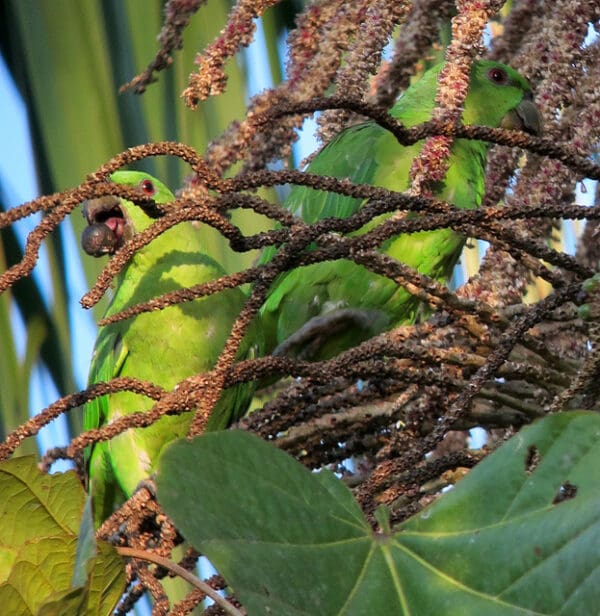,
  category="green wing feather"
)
[260,60,541,359]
